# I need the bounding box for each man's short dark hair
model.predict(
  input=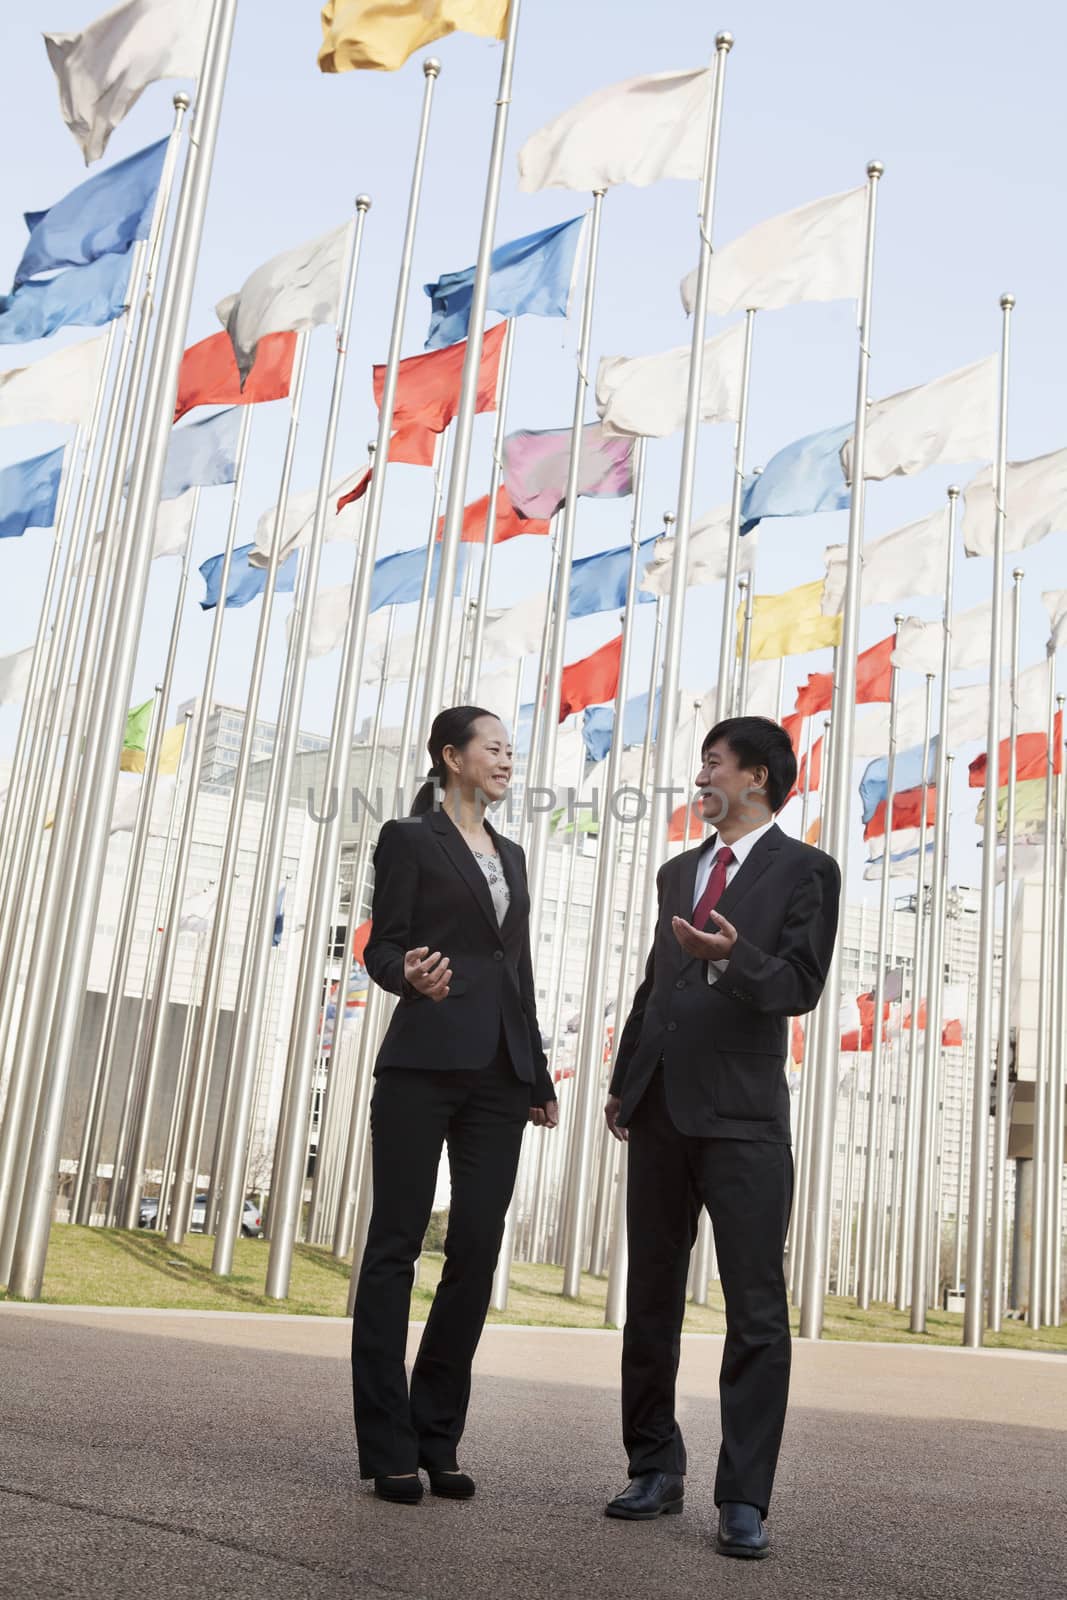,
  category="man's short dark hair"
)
[702,716,797,813]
